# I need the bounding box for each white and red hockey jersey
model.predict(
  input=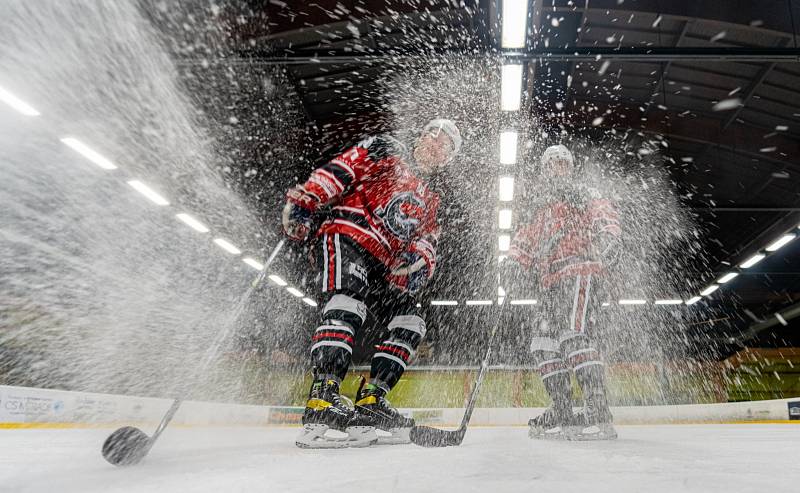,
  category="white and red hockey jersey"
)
[289,135,440,279]
[509,190,621,288]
